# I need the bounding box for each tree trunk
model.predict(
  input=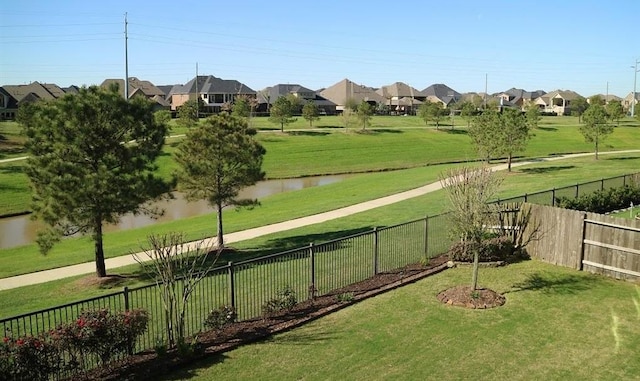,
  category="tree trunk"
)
[94,215,107,277]
[471,249,479,291]
[507,153,512,172]
[216,201,224,249]
[595,139,599,160]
